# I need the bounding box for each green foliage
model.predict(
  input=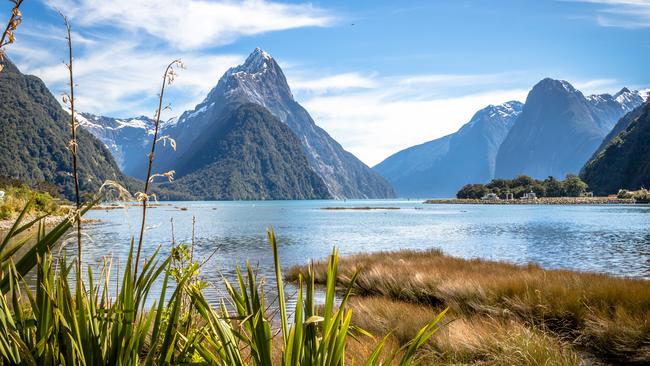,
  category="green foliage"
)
[0,58,132,201]
[0,179,65,219]
[581,101,650,195]
[0,201,445,365]
[159,103,331,200]
[457,174,590,199]
[456,184,489,199]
